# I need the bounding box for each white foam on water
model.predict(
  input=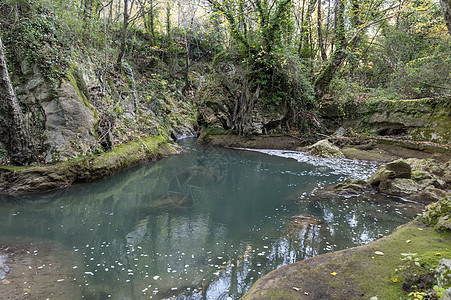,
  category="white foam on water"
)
[245,149,379,180]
